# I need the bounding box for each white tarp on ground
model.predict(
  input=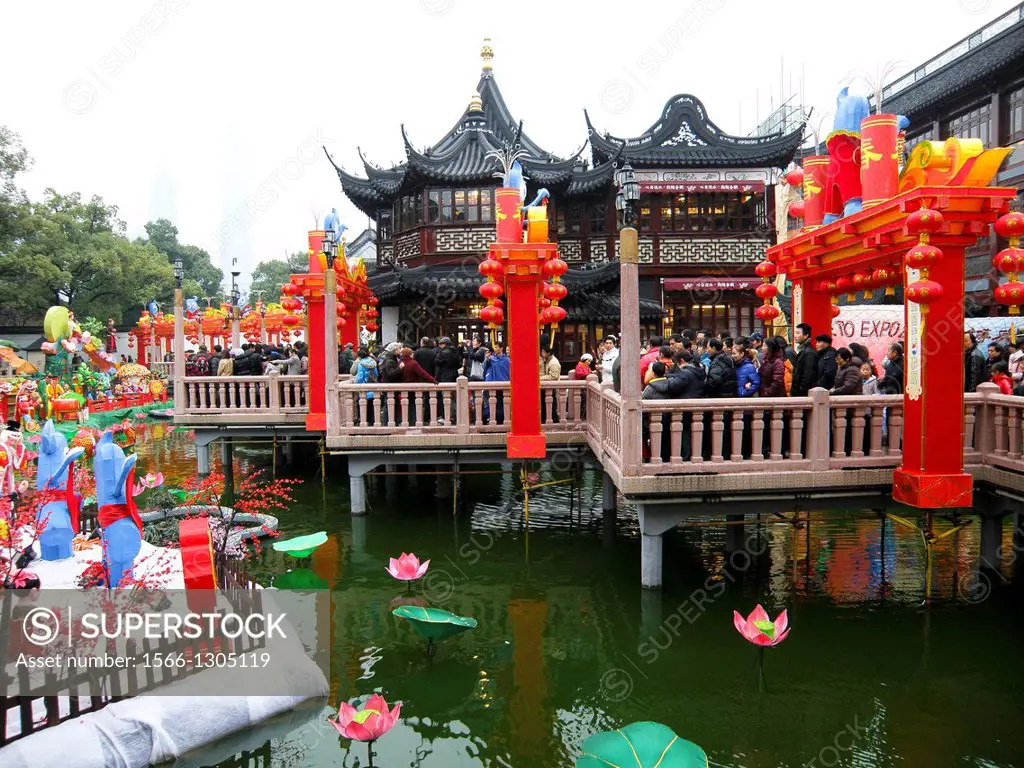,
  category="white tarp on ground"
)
[831,306,1018,366]
[1,590,329,768]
